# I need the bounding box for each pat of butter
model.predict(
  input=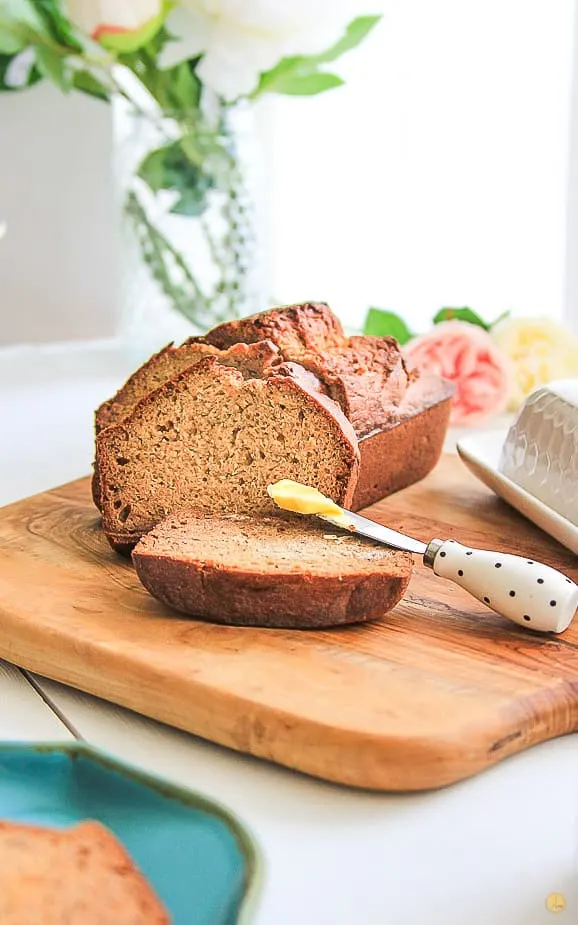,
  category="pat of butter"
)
[267,479,355,529]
